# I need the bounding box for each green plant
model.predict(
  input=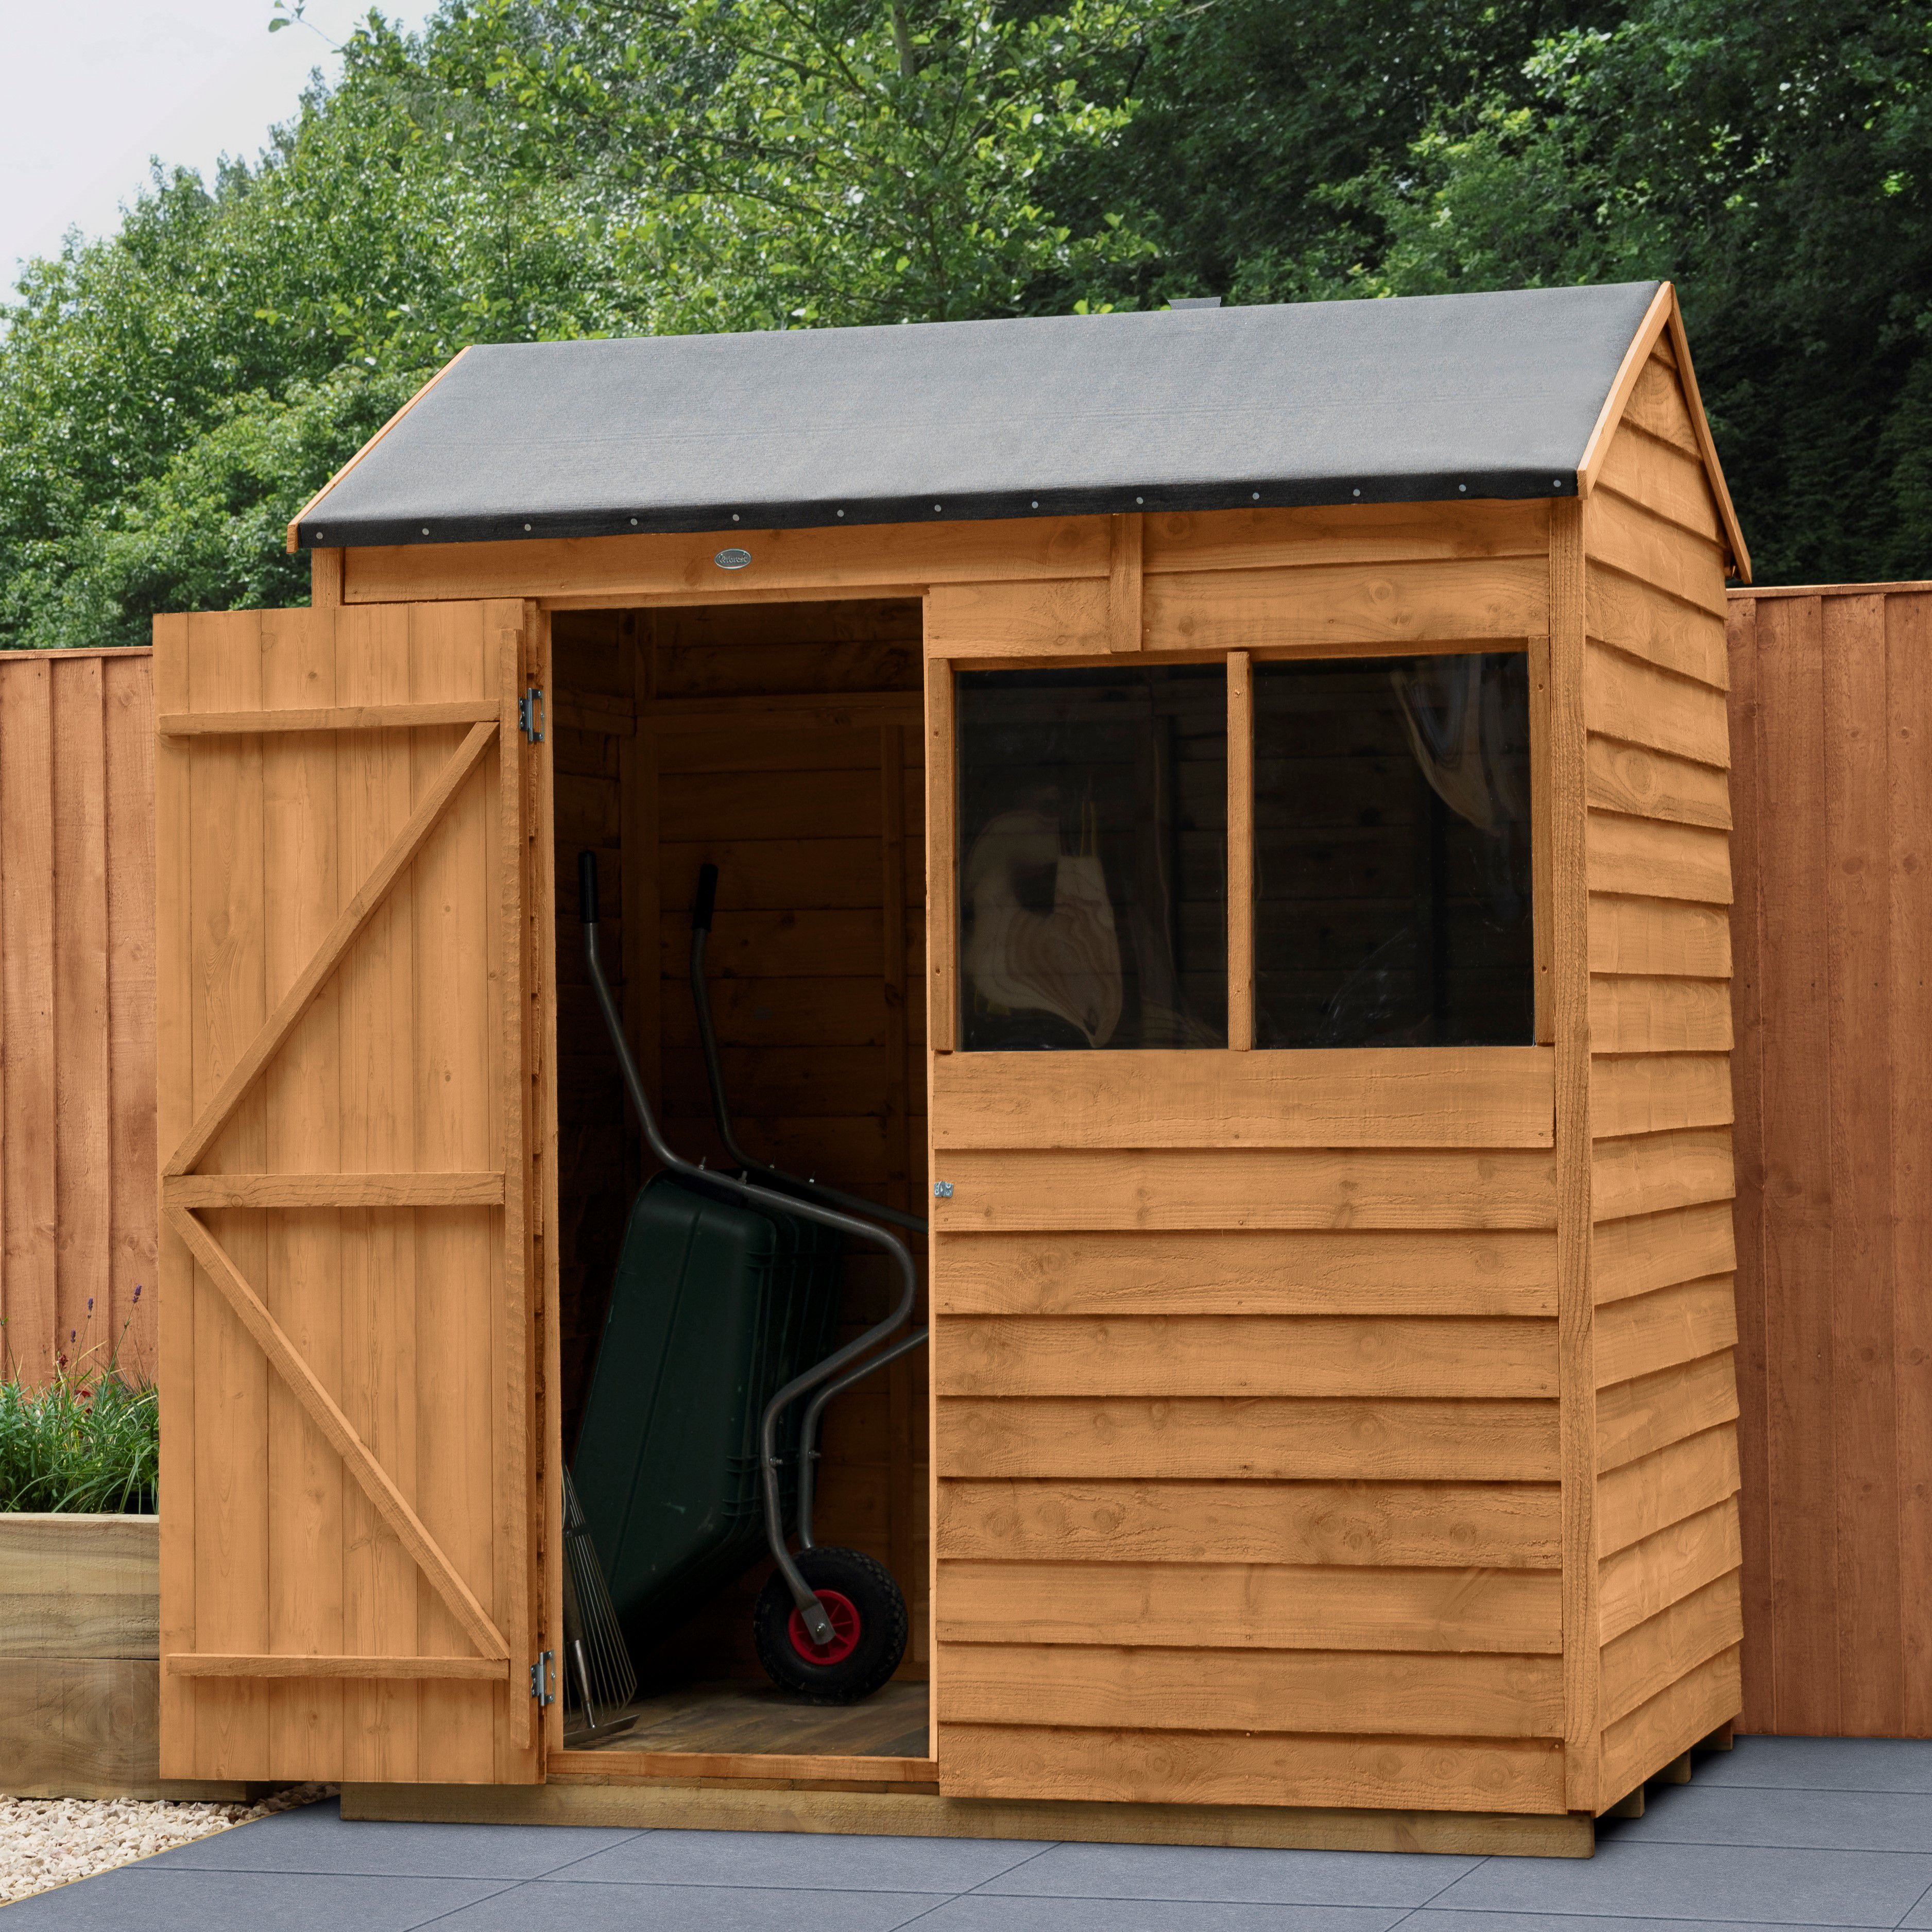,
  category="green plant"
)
[0,1291,159,1514]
